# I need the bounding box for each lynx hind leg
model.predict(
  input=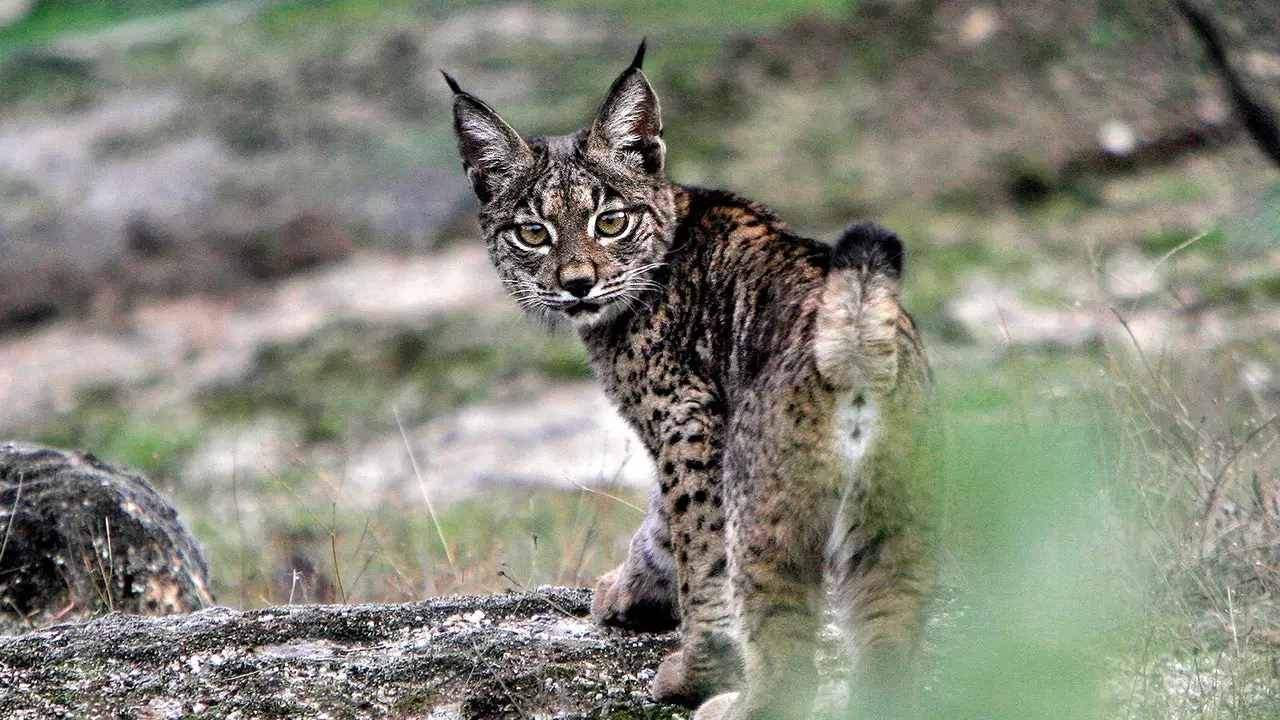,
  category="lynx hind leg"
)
[592,490,679,631]
[832,527,931,713]
[815,223,904,394]
[828,463,933,712]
